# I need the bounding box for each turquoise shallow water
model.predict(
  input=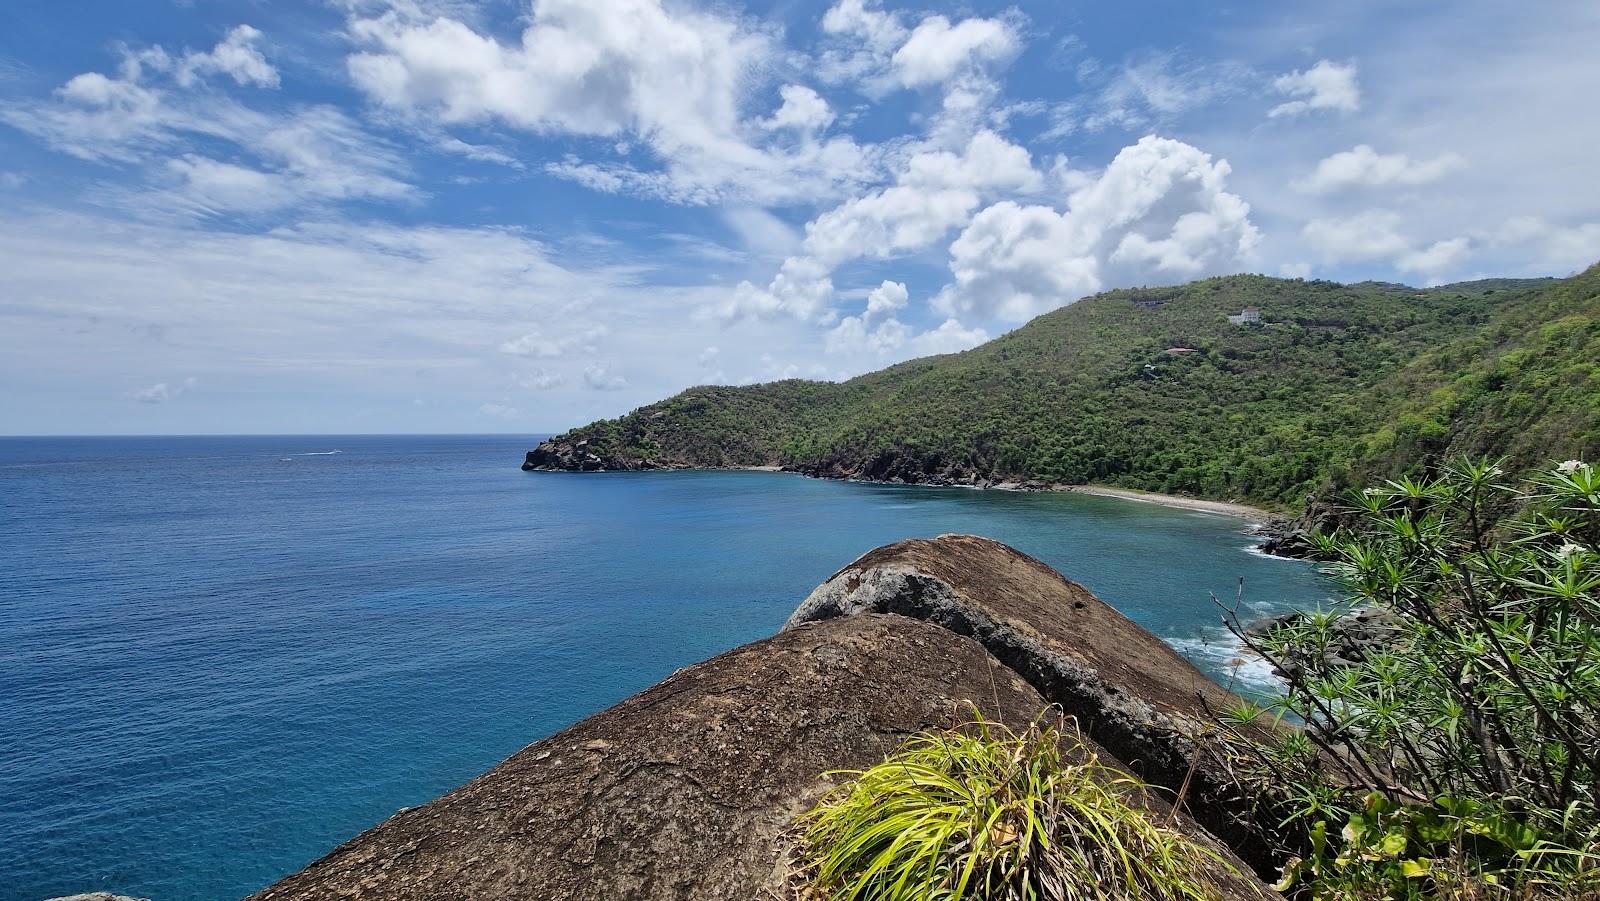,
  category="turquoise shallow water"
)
[0,435,1333,901]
